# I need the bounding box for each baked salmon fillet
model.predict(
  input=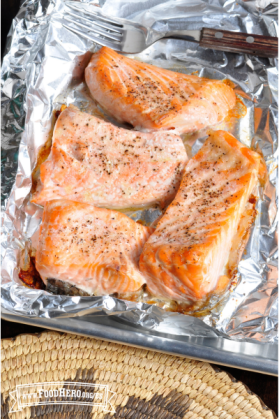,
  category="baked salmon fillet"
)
[35,200,153,296]
[139,131,266,303]
[85,47,236,134]
[31,105,187,208]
